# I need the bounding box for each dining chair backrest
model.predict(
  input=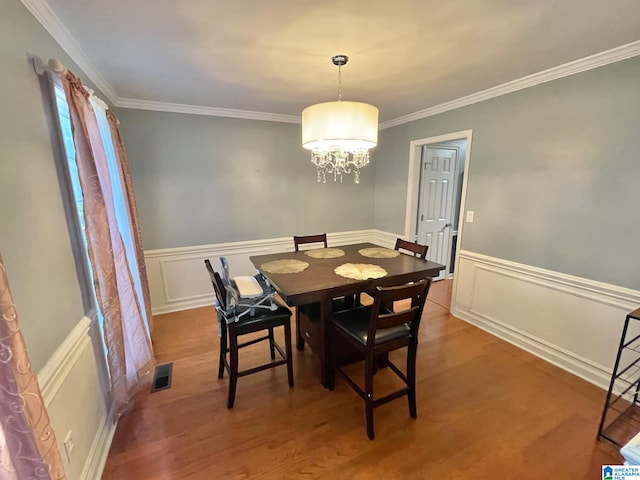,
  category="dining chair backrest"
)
[394,238,429,260]
[293,233,328,252]
[204,258,227,310]
[369,279,431,343]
